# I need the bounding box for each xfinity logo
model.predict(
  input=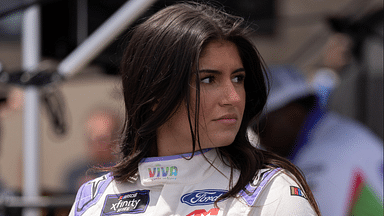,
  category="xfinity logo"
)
[102,190,149,215]
[110,199,141,212]
[181,189,227,206]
